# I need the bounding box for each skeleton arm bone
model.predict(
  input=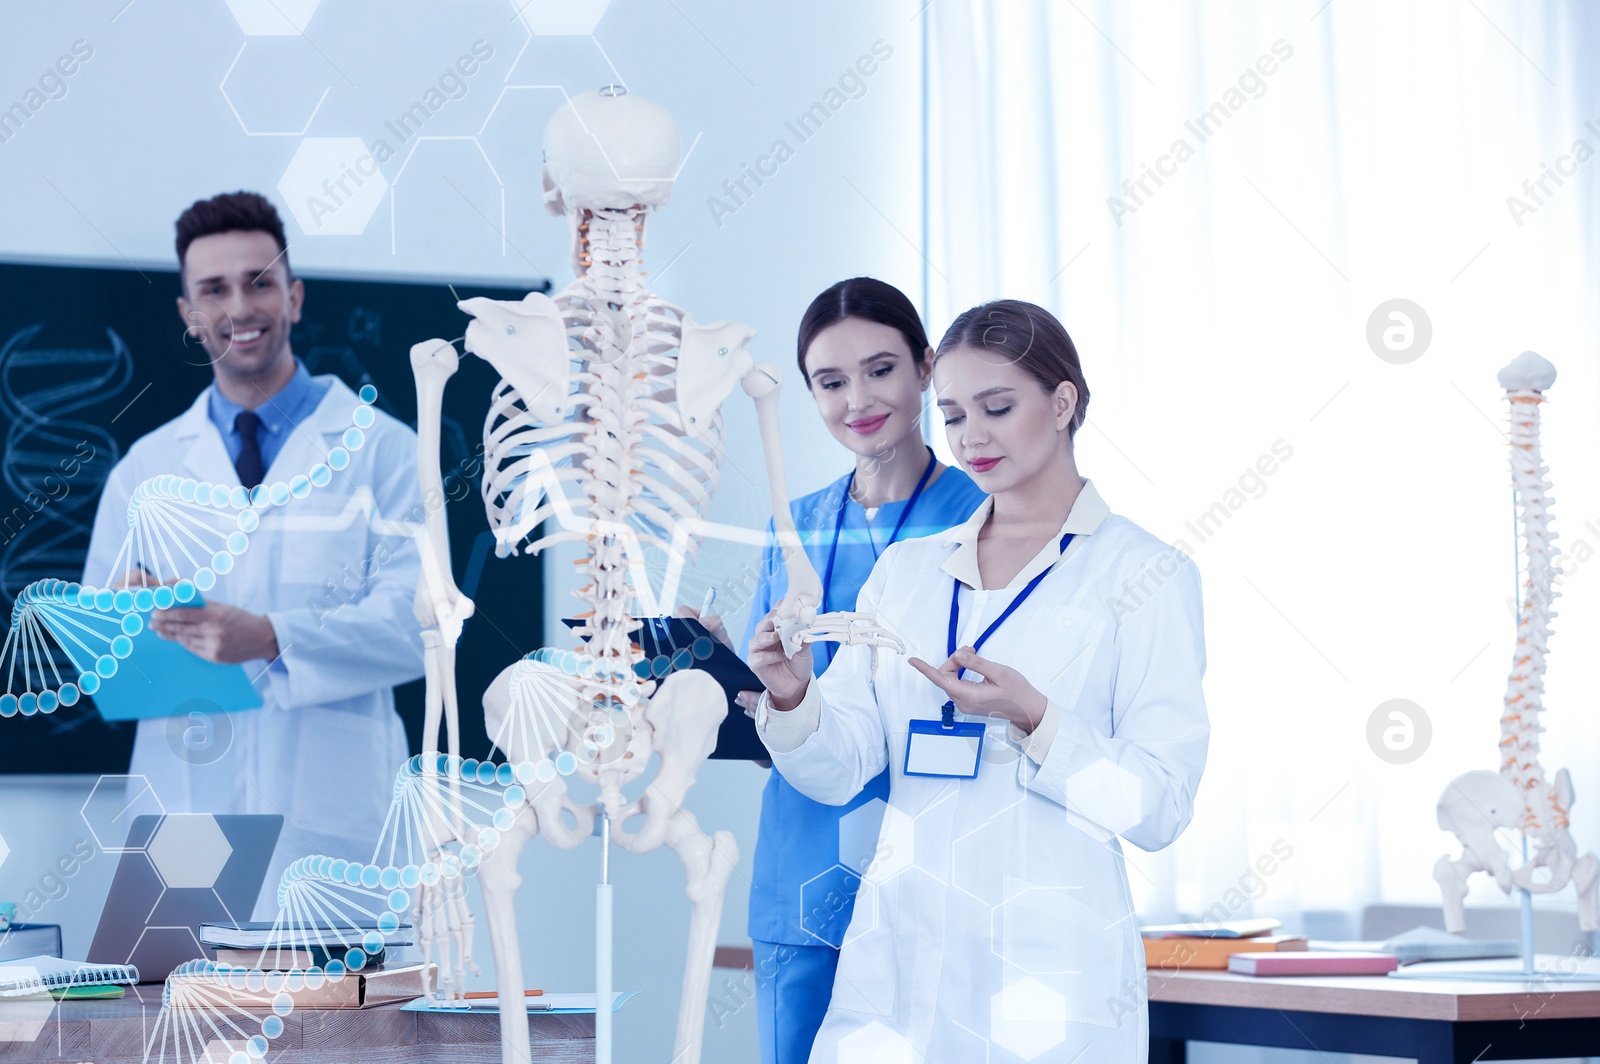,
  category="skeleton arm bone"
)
[411,340,475,763]
[409,339,476,639]
[741,362,824,655]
